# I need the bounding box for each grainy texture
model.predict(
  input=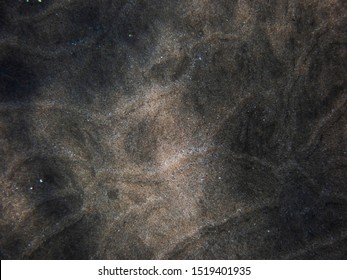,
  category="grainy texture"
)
[0,0,346,259]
